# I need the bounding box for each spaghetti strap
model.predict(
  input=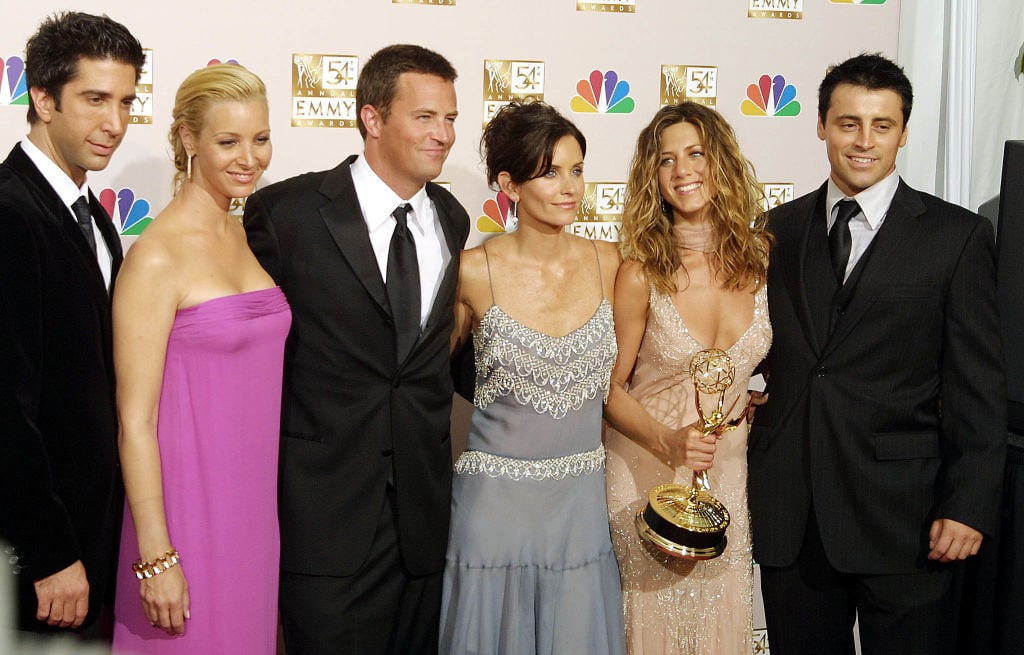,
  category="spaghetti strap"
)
[482,242,496,306]
[590,239,605,300]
